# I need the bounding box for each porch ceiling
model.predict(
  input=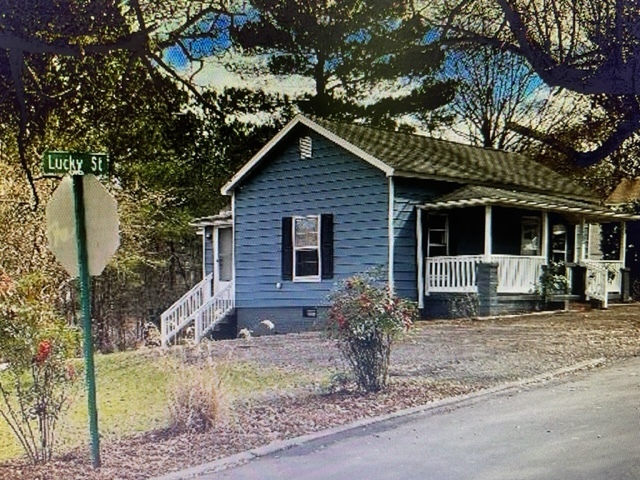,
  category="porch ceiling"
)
[418,186,640,222]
